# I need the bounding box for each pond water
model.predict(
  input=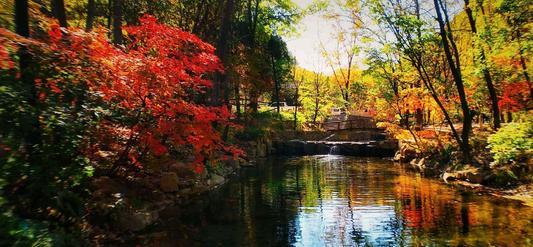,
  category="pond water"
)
[143,156,533,246]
